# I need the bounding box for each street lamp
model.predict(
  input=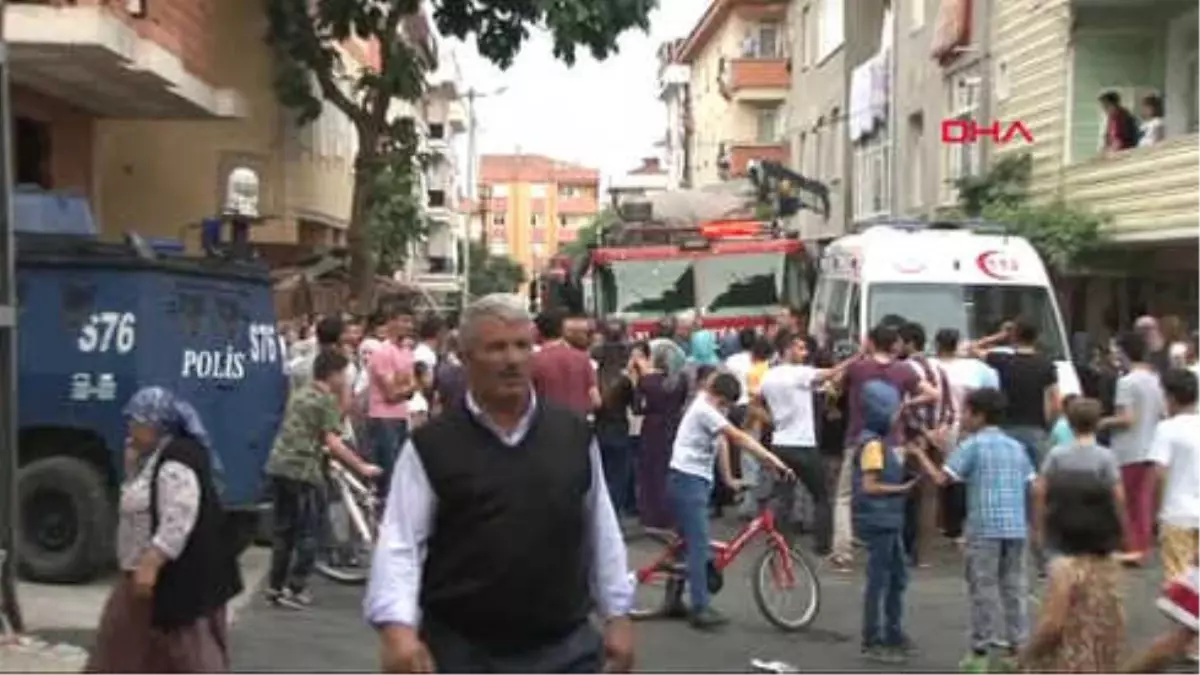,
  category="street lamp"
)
[461,85,507,306]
